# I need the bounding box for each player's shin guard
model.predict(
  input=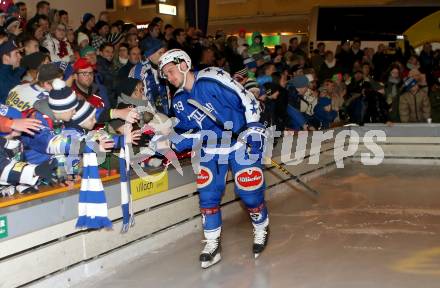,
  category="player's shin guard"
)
[200,207,222,268]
